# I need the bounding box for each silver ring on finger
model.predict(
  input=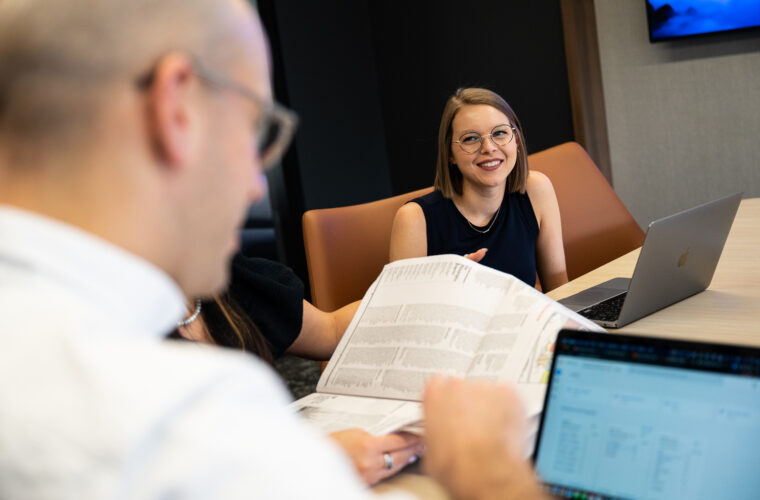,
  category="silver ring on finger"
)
[383,452,393,470]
